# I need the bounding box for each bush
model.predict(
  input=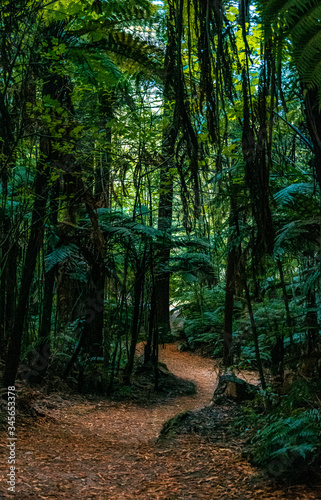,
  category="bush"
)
[250,409,321,481]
